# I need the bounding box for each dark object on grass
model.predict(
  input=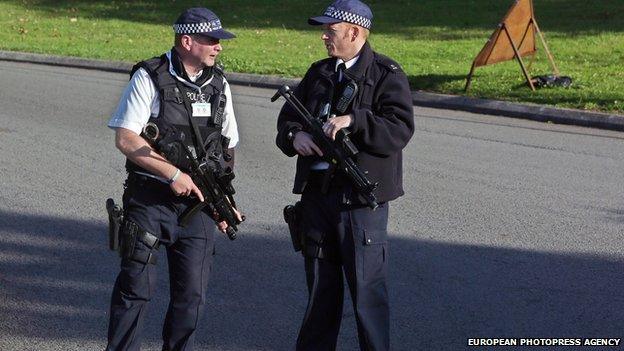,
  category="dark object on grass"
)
[531,74,572,88]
